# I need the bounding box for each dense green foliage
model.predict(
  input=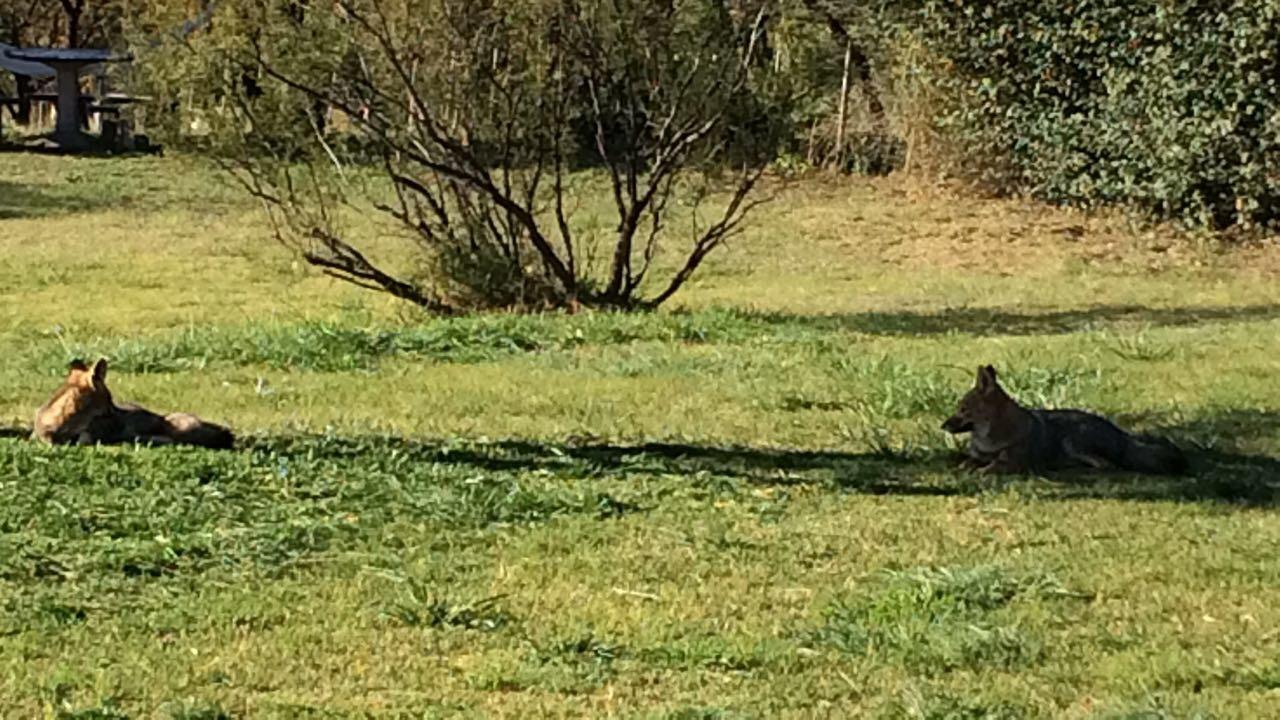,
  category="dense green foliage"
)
[912,0,1279,229]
